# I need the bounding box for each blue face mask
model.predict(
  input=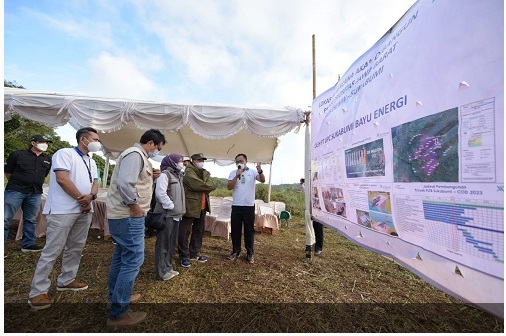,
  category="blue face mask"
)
[148,150,159,159]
